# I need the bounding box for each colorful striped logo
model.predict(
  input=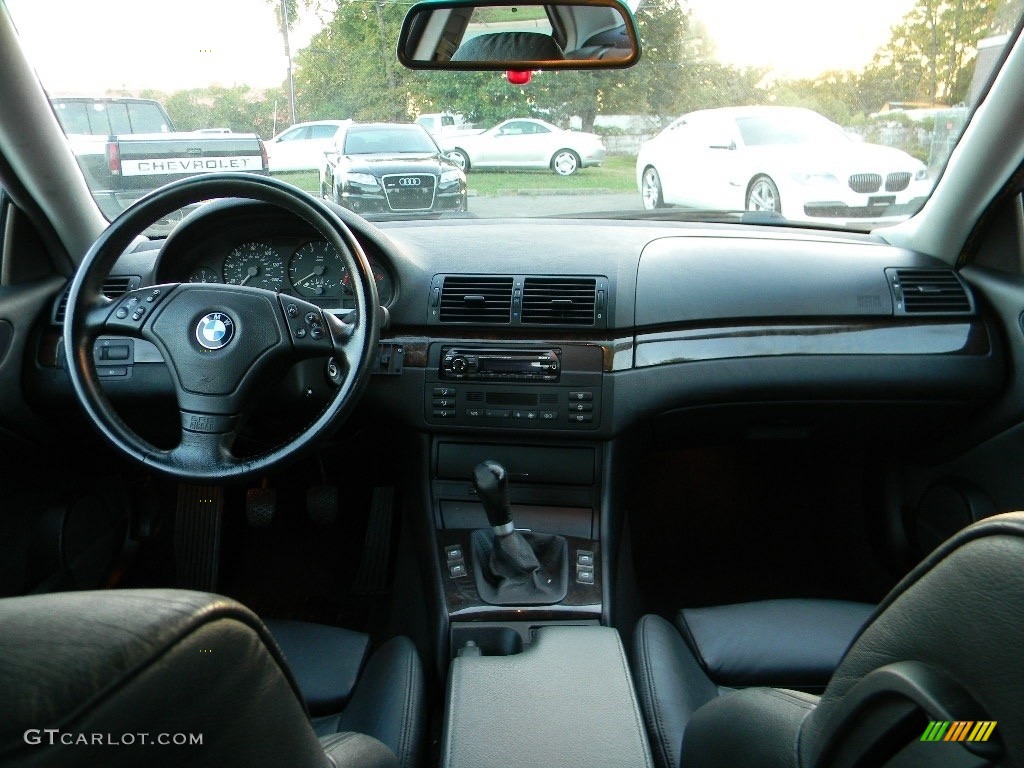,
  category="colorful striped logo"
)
[921,721,997,743]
